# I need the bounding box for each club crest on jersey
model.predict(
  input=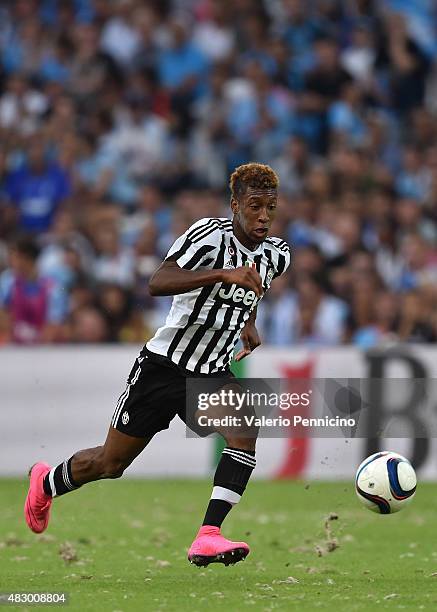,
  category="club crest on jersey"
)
[266,267,274,284]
